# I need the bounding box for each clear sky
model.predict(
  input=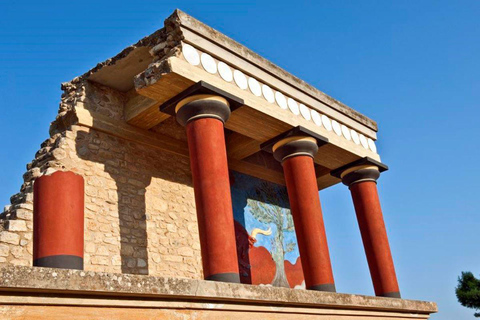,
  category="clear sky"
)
[1,1,479,318]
